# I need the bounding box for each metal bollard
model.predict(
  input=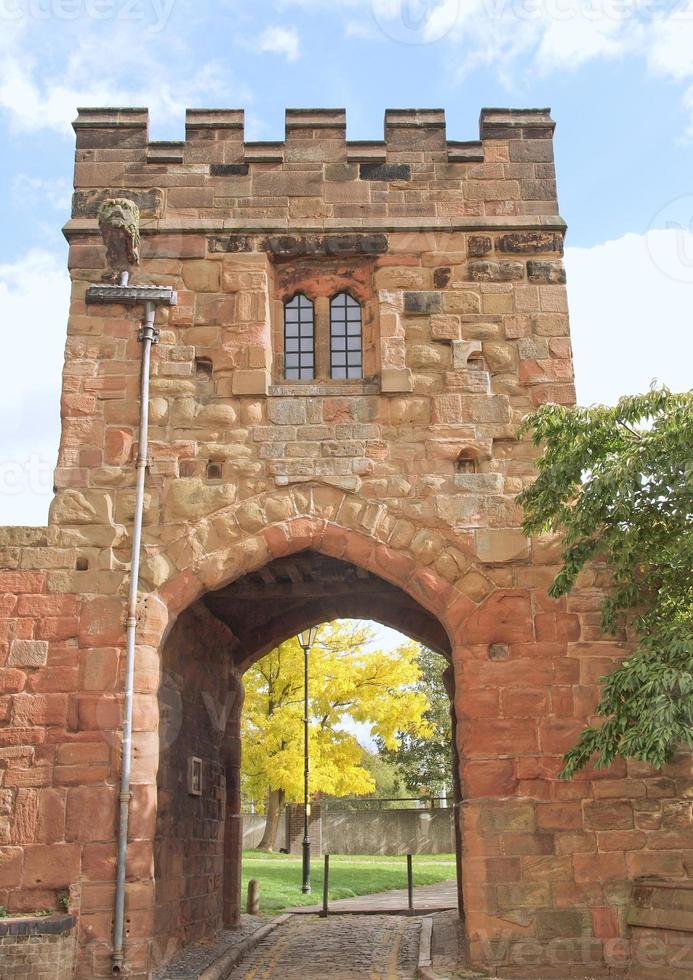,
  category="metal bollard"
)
[247,878,260,915]
[407,854,414,912]
[321,854,330,917]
